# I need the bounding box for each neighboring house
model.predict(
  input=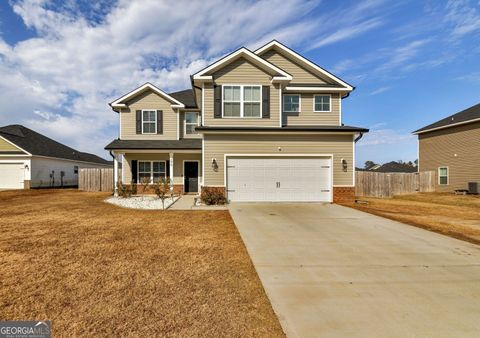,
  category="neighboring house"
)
[0,124,111,189]
[357,161,417,173]
[105,40,368,203]
[413,102,480,191]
